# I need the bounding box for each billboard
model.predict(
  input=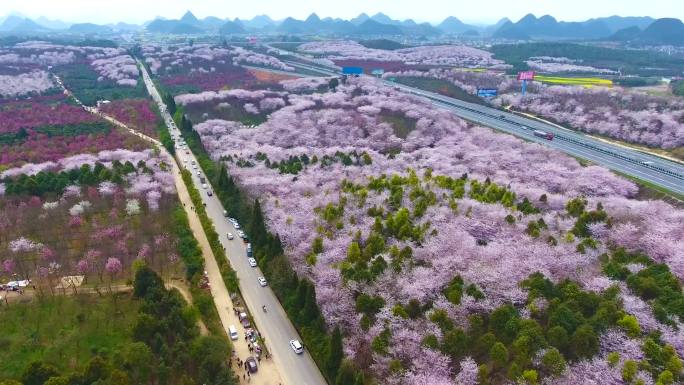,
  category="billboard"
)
[477,88,498,98]
[342,66,363,75]
[517,71,536,81]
